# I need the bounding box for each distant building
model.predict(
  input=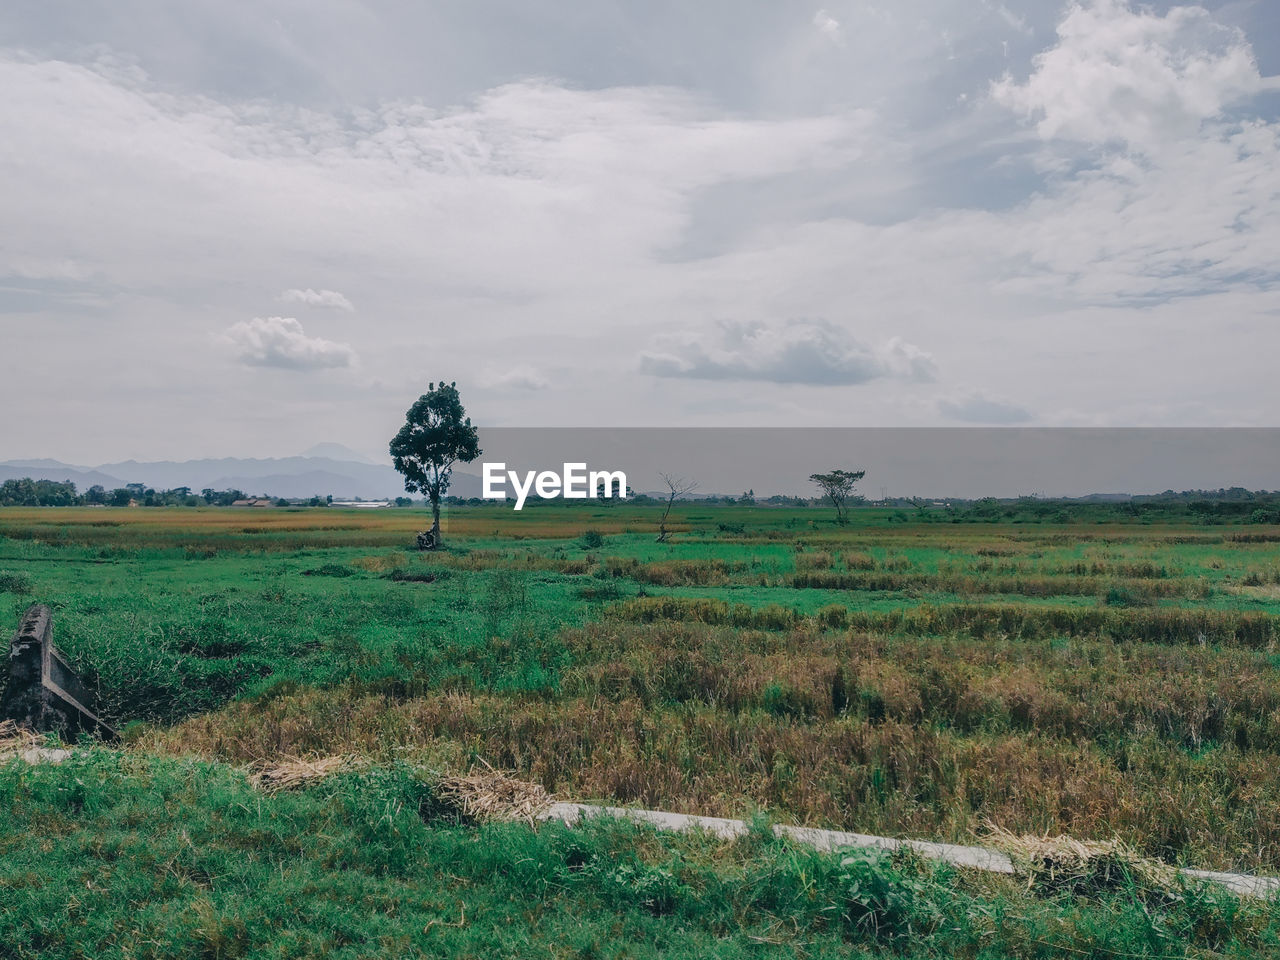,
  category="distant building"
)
[329,500,392,509]
[231,498,275,507]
